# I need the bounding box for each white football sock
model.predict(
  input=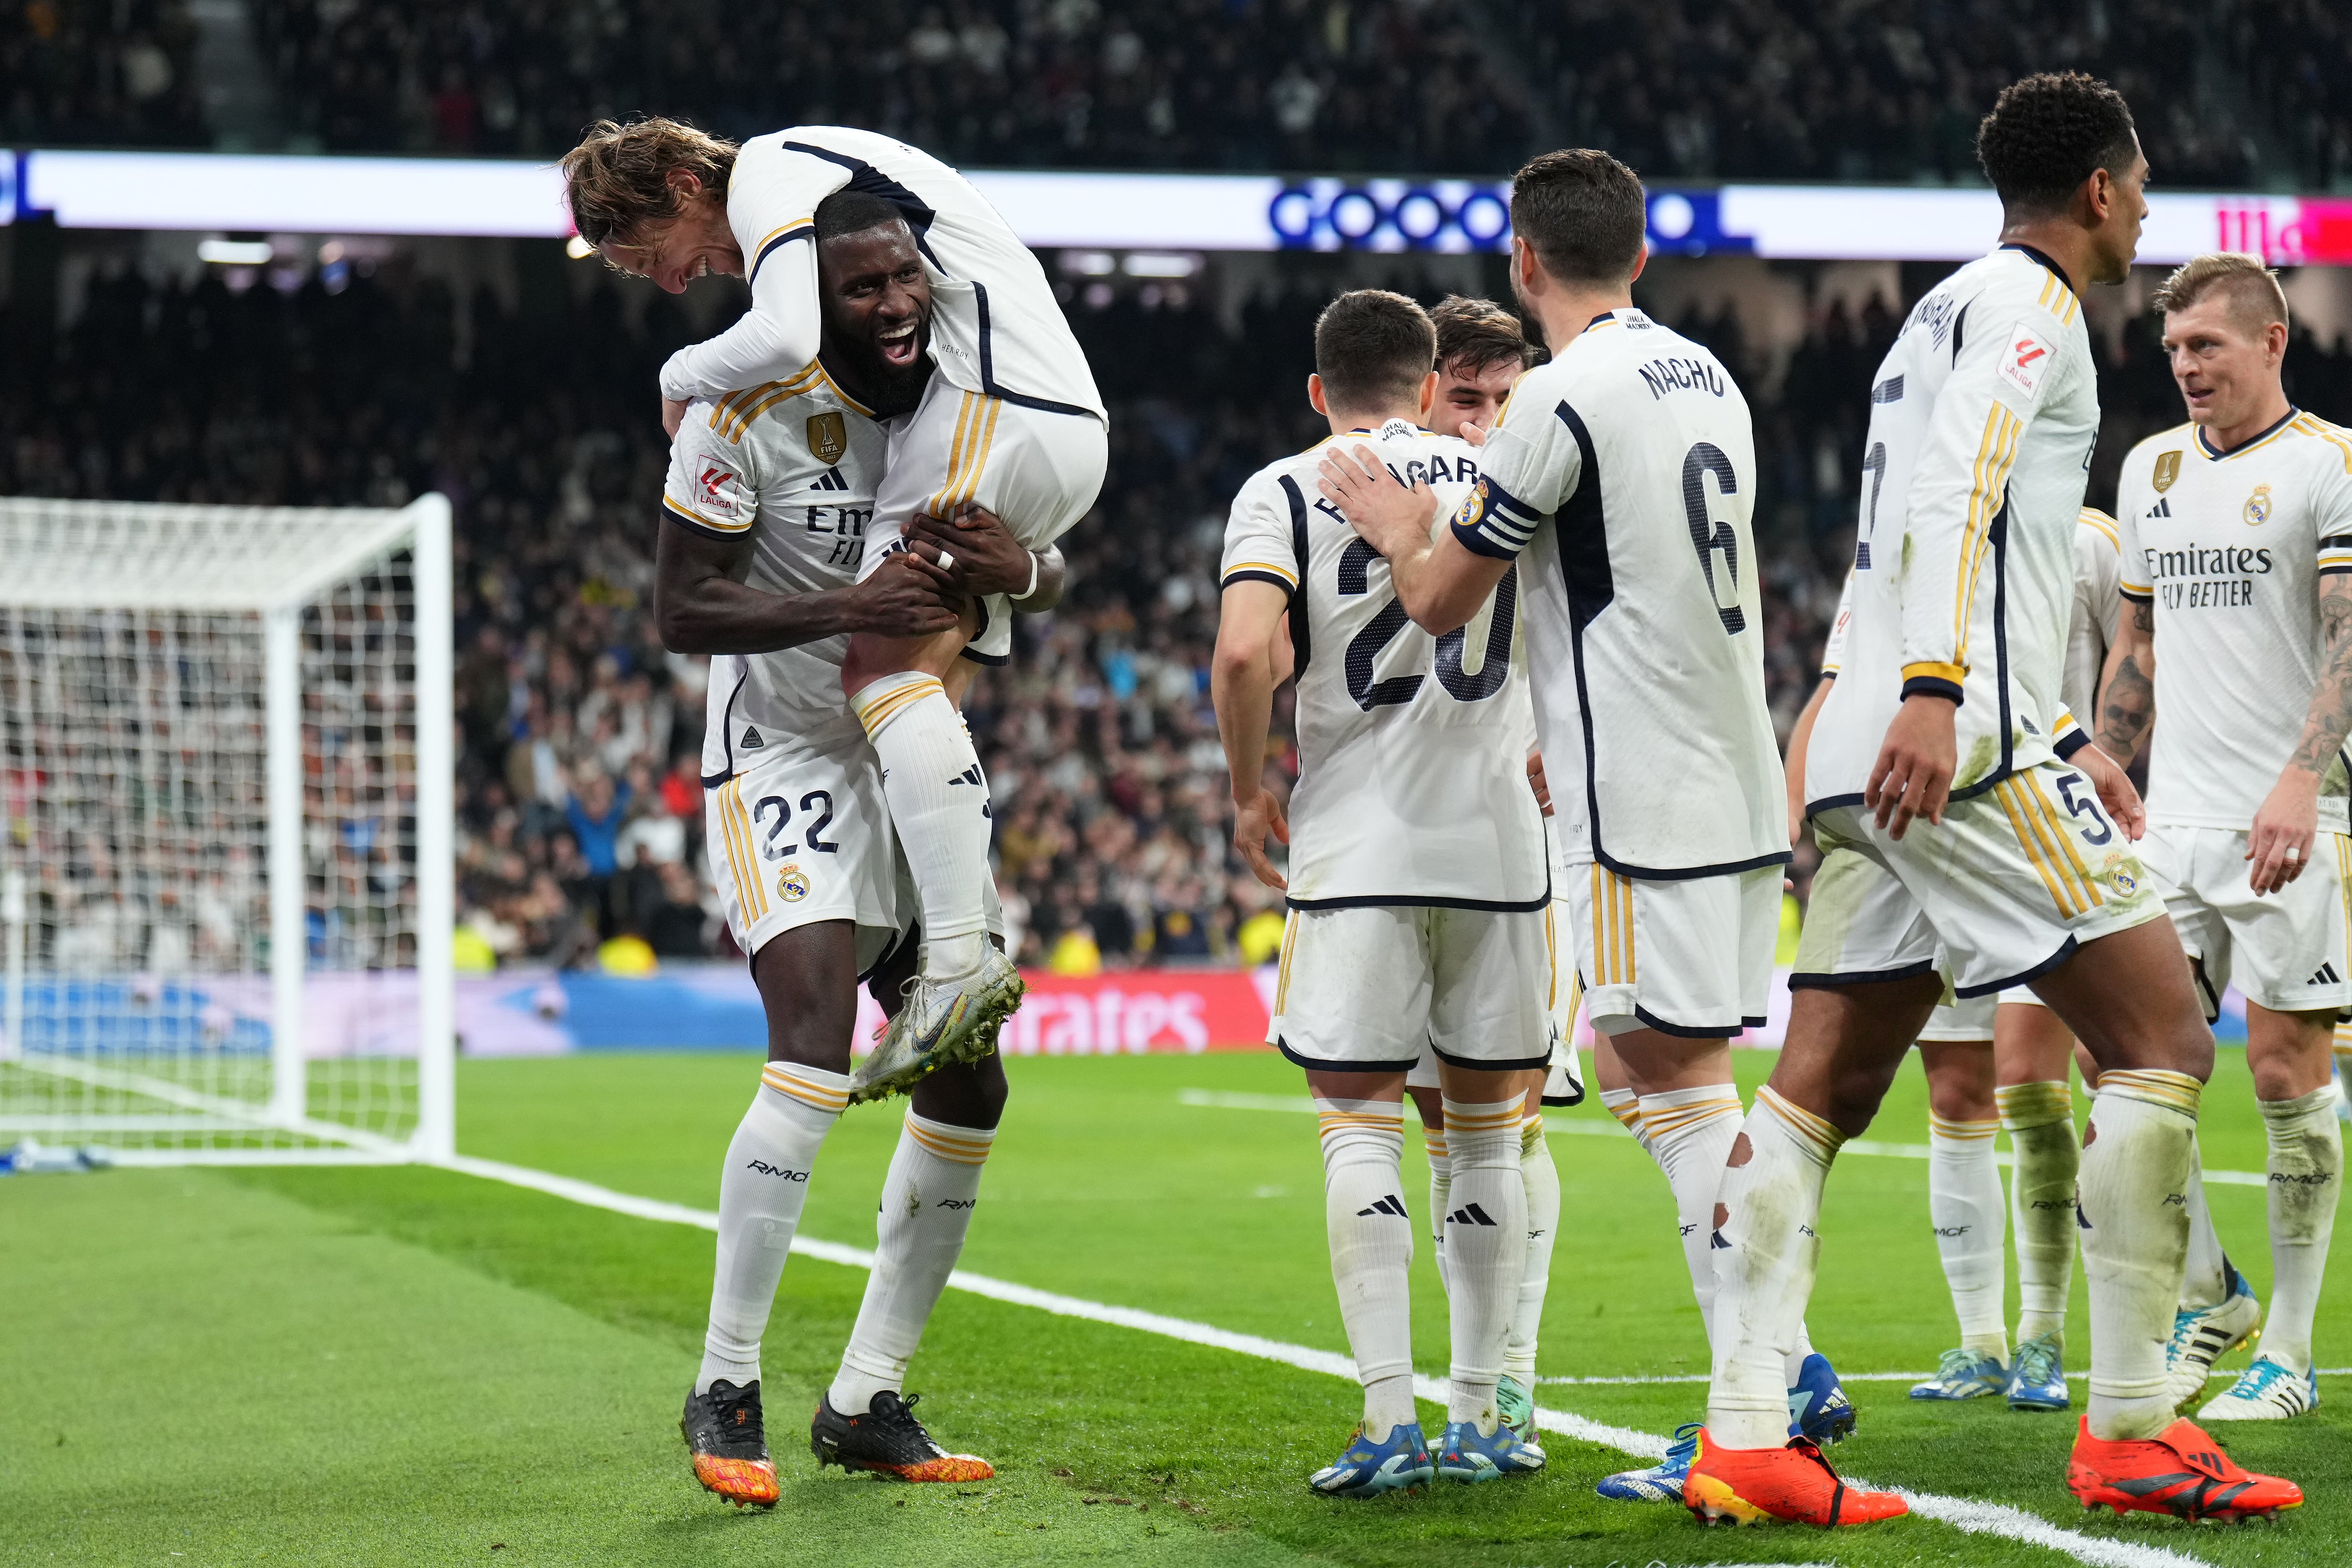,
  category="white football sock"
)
[1441,1097,1527,1432]
[1785,1320,1818,1389]
[1998,1080,2079,1344]
[698,1062,848,1394]
[2177,1137,2230,1310]
[2258,1084,2341,1375]
[1707,1086,1843,1449]
[1599,1086,1655,1158]
[1504,1110,1560,1387]
[1927,1110,2008,1361]
[1424,1126,1451,1297]
[852,672,992,976]
[2080,1069,2200,1441]
[827,1111,996,1415]
[1317,1098,1417,1442]
[1638,1082,1744,1344]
